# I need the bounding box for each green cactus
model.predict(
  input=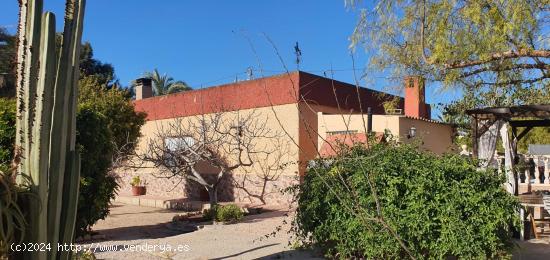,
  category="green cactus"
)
[15,0,86,259]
